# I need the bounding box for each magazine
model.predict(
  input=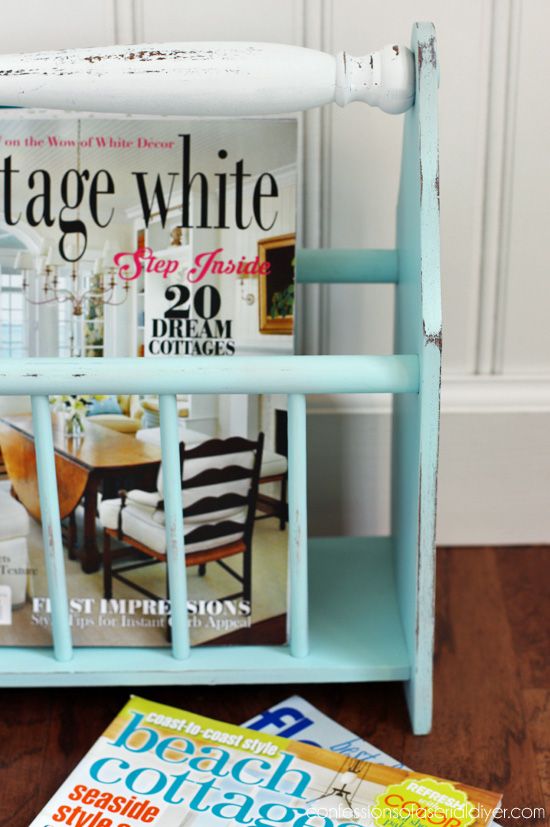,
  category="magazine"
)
[245,696,500,827]
[0,113,297,647]
[29,695,502,827]
[245,695,405,768]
